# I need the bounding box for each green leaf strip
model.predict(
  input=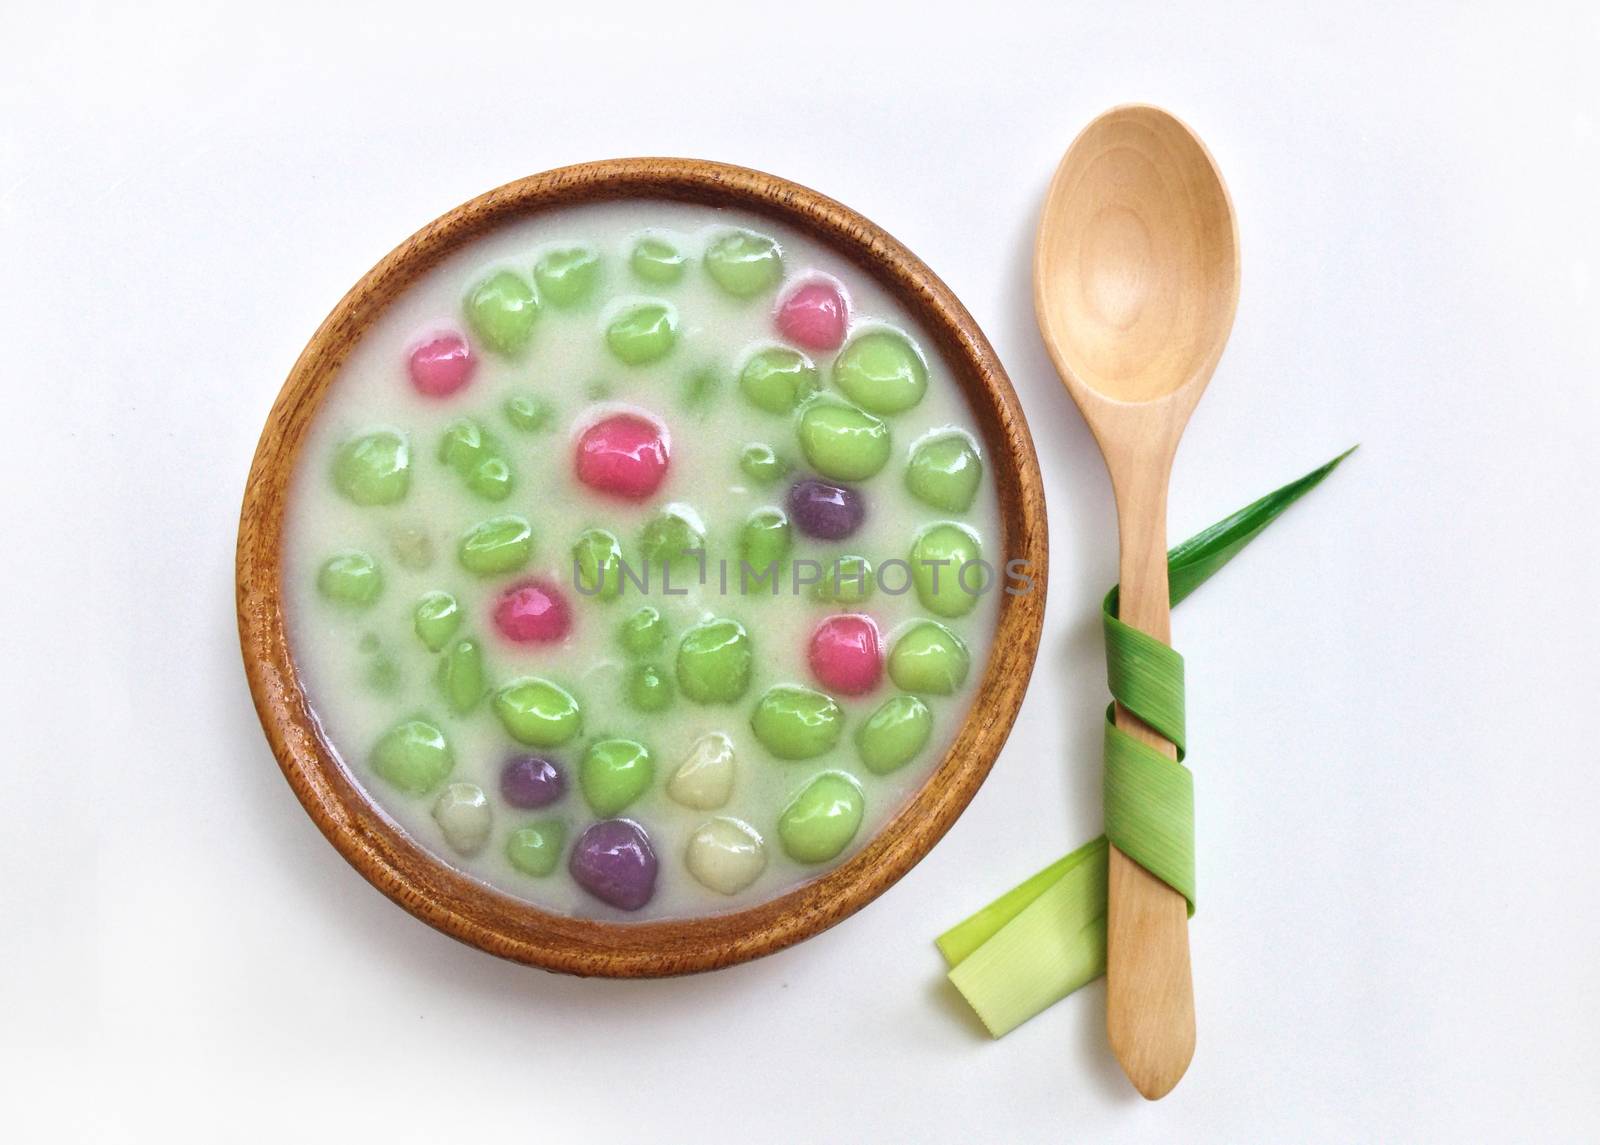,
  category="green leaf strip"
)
[943,839,1110,1038]
[937,447,1356,1038]
[1102,619,1187,754]
[1103,720,1195,911]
